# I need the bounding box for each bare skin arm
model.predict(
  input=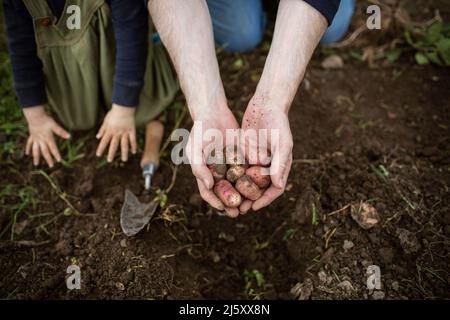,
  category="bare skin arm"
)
[148,0,241,217]
[241,0,328,212]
